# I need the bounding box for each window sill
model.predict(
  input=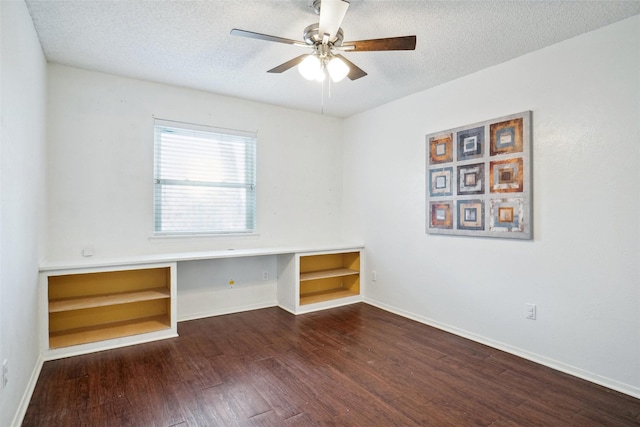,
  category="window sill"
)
[149,232,260,240]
